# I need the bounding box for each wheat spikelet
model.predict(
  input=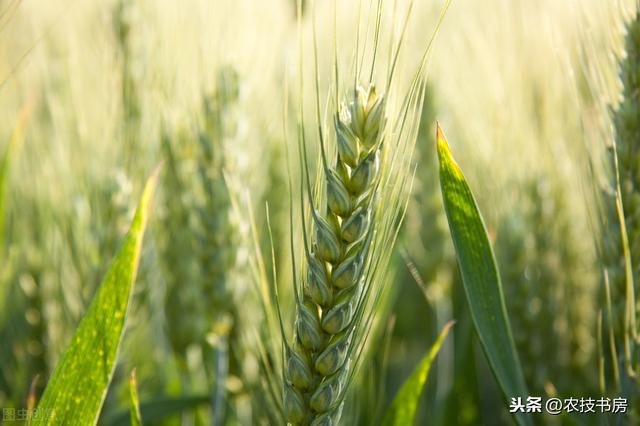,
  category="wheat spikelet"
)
[283,84,387,425]
[159,71,245,426]
[159,130,202,355]
[113,0,143,176]
[257,2,448,423]
[161,76,240,360]
[497,177,595,395]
